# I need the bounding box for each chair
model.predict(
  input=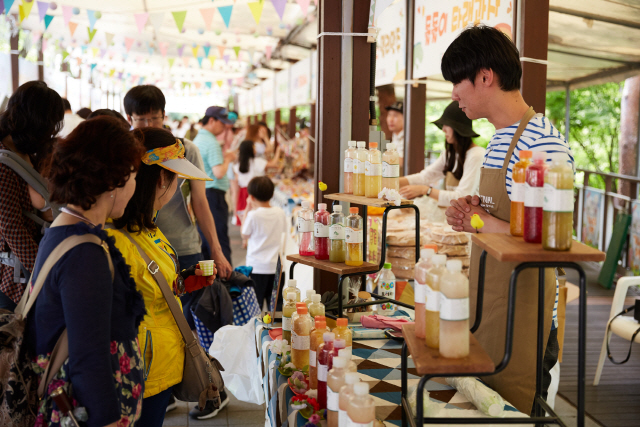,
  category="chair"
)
[593,276,640,385]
